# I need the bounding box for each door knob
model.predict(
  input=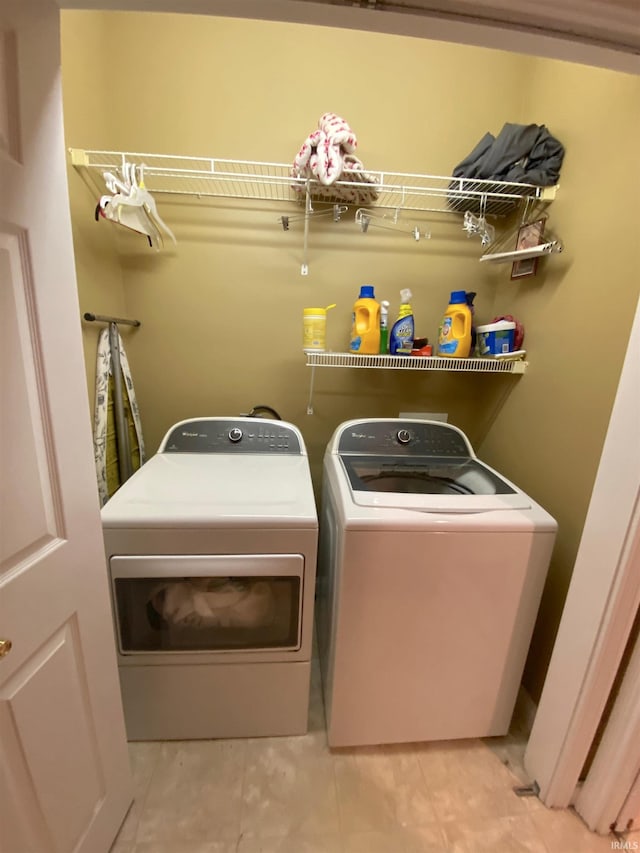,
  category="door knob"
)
[0,639,12,658]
